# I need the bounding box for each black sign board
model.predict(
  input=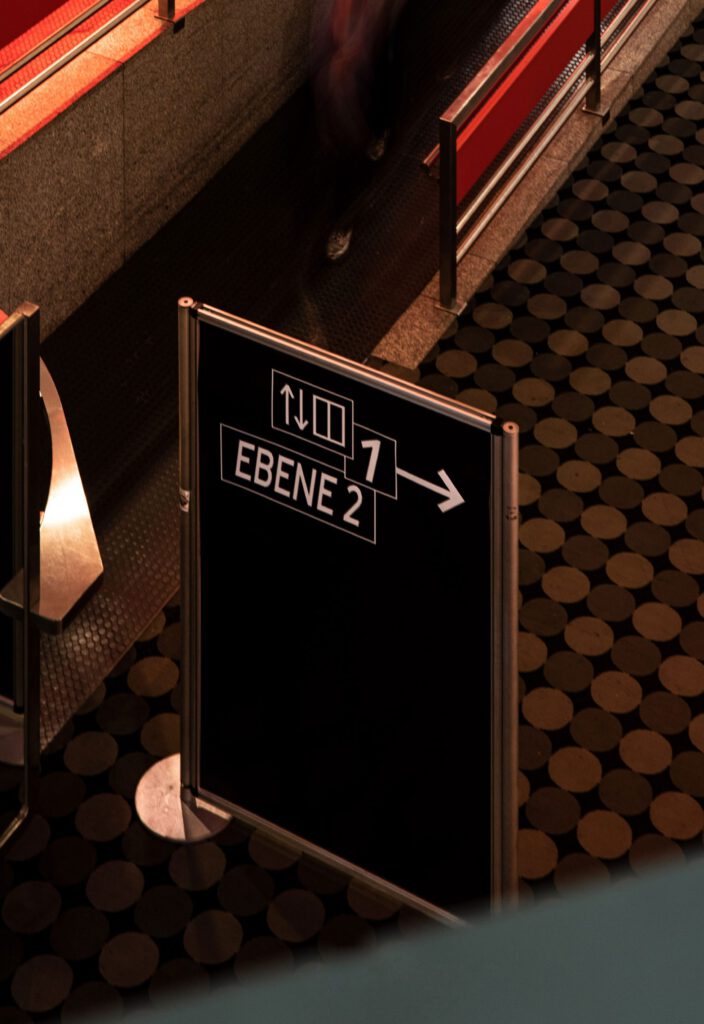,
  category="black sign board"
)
[181,301,518,916]
[0,304,40,846]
